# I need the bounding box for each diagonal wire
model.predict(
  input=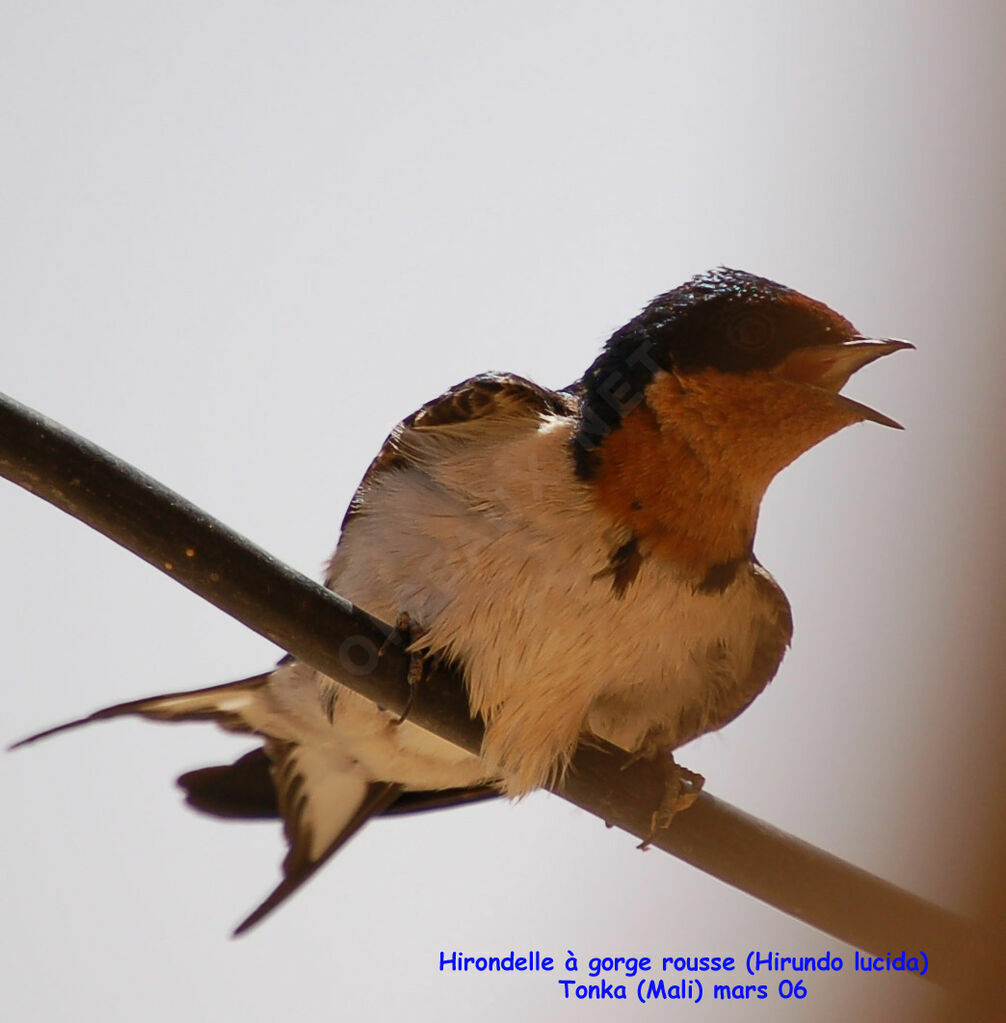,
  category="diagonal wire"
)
[0,389,976,986]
